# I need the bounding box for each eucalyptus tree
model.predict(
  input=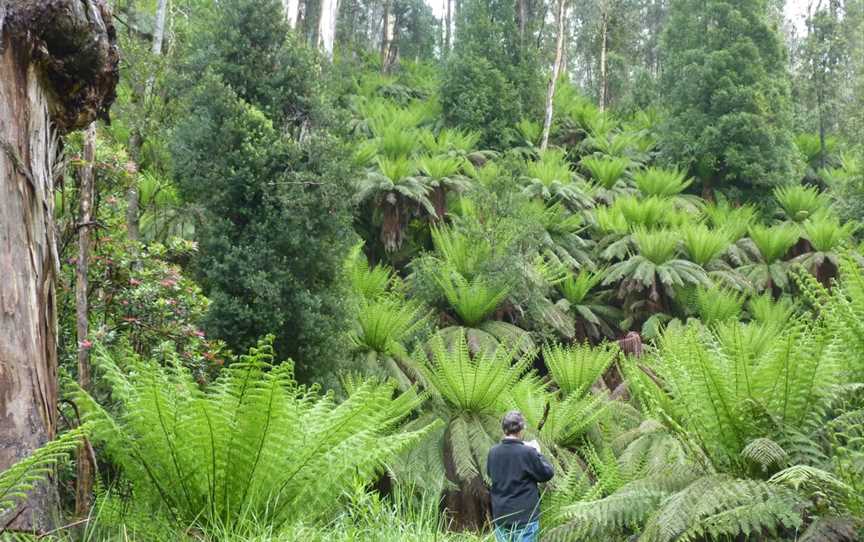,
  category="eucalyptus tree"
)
[0,0,118,529]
